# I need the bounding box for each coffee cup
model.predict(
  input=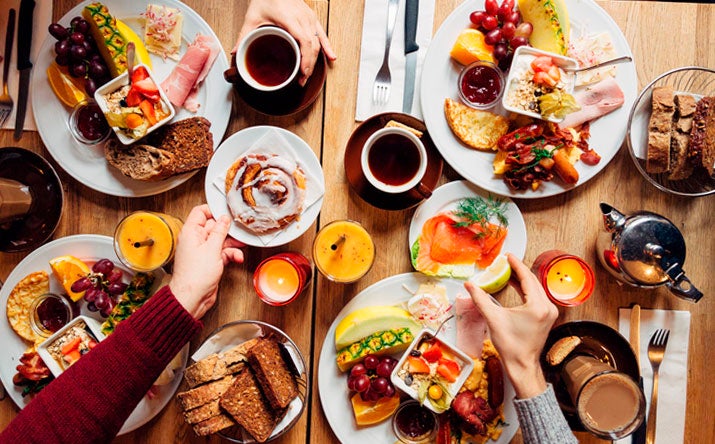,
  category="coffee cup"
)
[562,355,645,439]
[360,127,431,197]
[227,26,301,92]
[0,178,32,224]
